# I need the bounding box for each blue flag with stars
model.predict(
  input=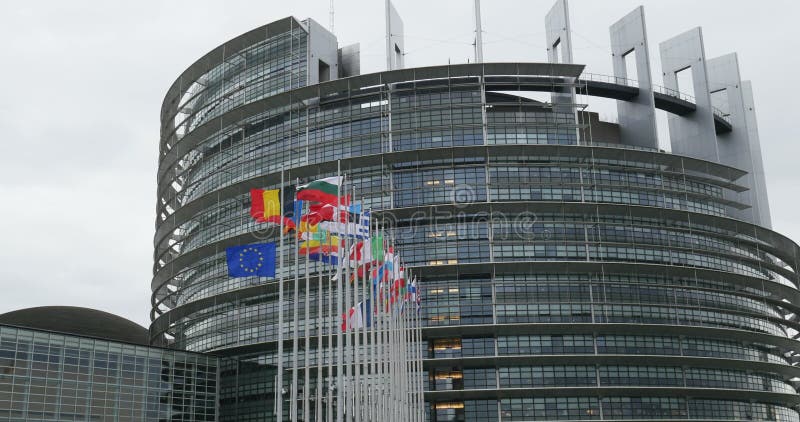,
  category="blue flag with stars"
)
[226,243,276,277]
